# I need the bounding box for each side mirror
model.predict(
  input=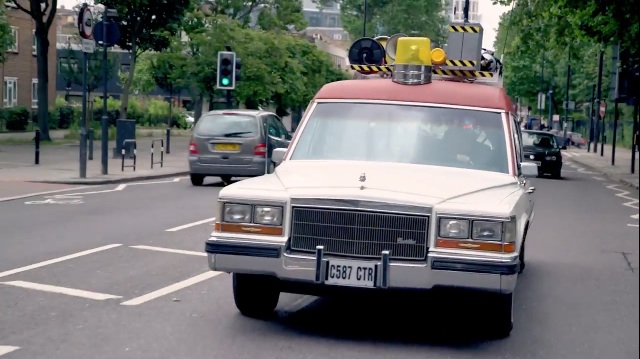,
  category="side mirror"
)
[520,162,538,177]
[272,148,287,165]
[561,145,567,150]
